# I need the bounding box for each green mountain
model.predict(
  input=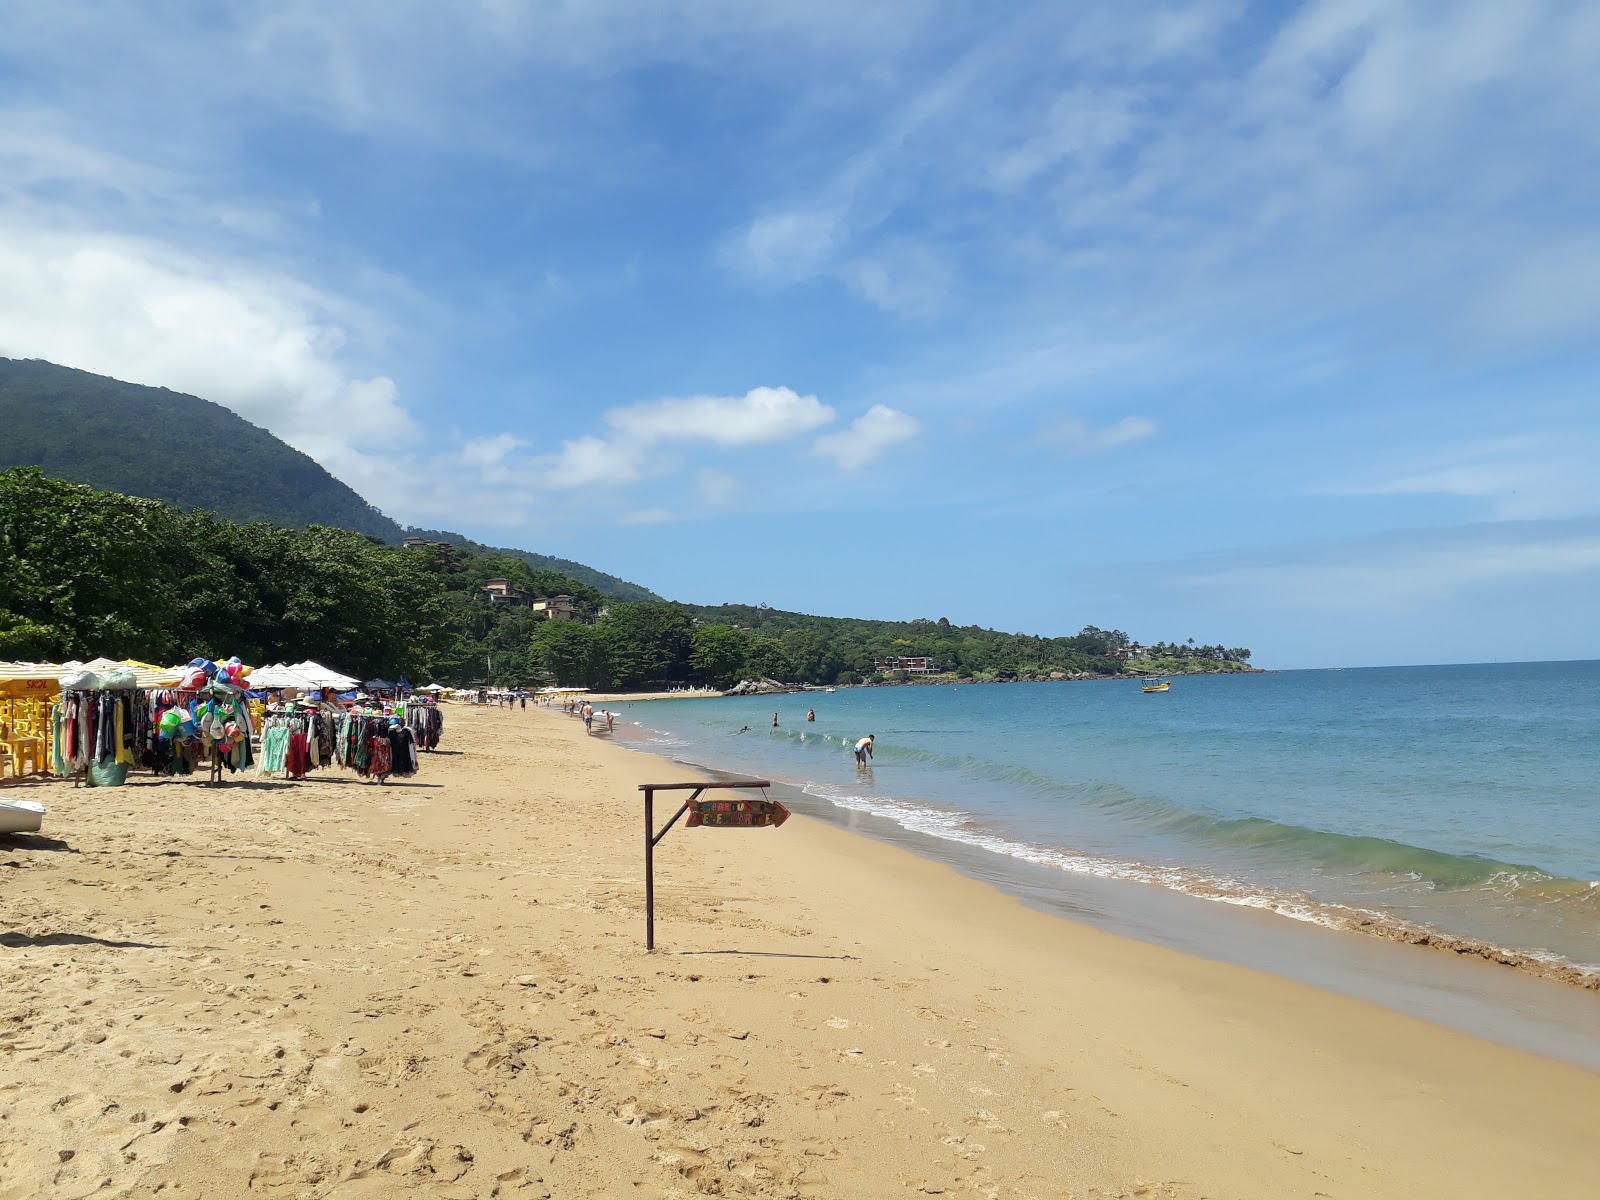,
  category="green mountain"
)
[0,357,401,539]
[0,357,660,602]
